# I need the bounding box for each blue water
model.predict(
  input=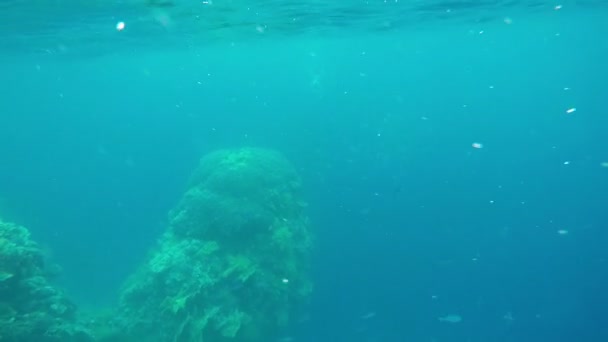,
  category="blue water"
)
[1,0,607,341]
